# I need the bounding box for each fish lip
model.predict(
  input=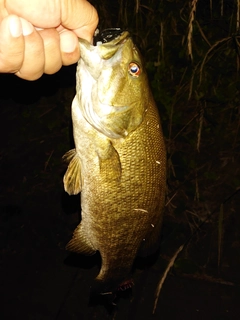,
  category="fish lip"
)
[93,28,129,47]
[78,29,129,66]
[93,28,126,45]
